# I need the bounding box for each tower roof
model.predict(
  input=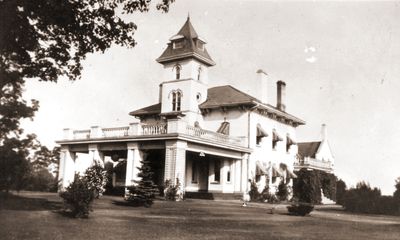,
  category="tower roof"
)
[156,17,215,66]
